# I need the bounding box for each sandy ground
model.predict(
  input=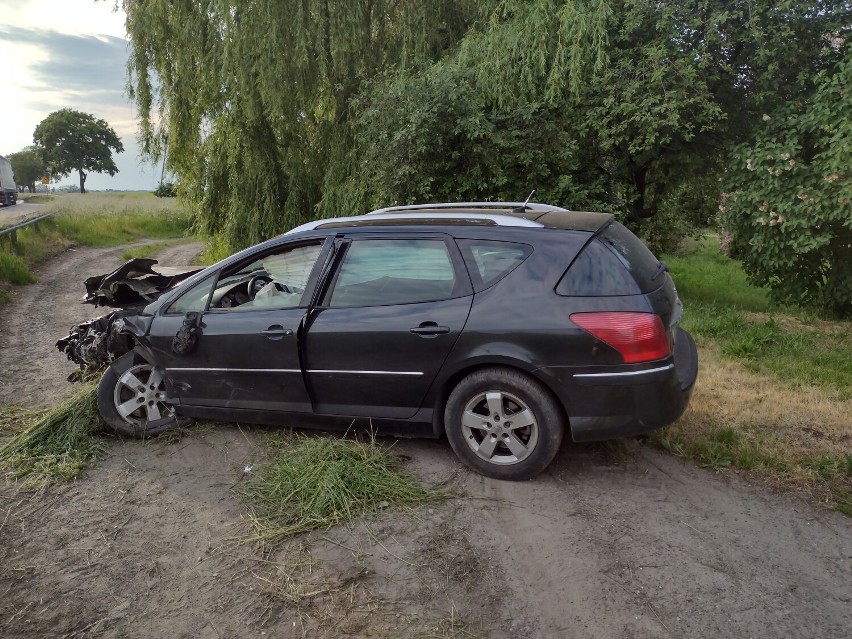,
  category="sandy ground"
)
[0,243,850,638]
